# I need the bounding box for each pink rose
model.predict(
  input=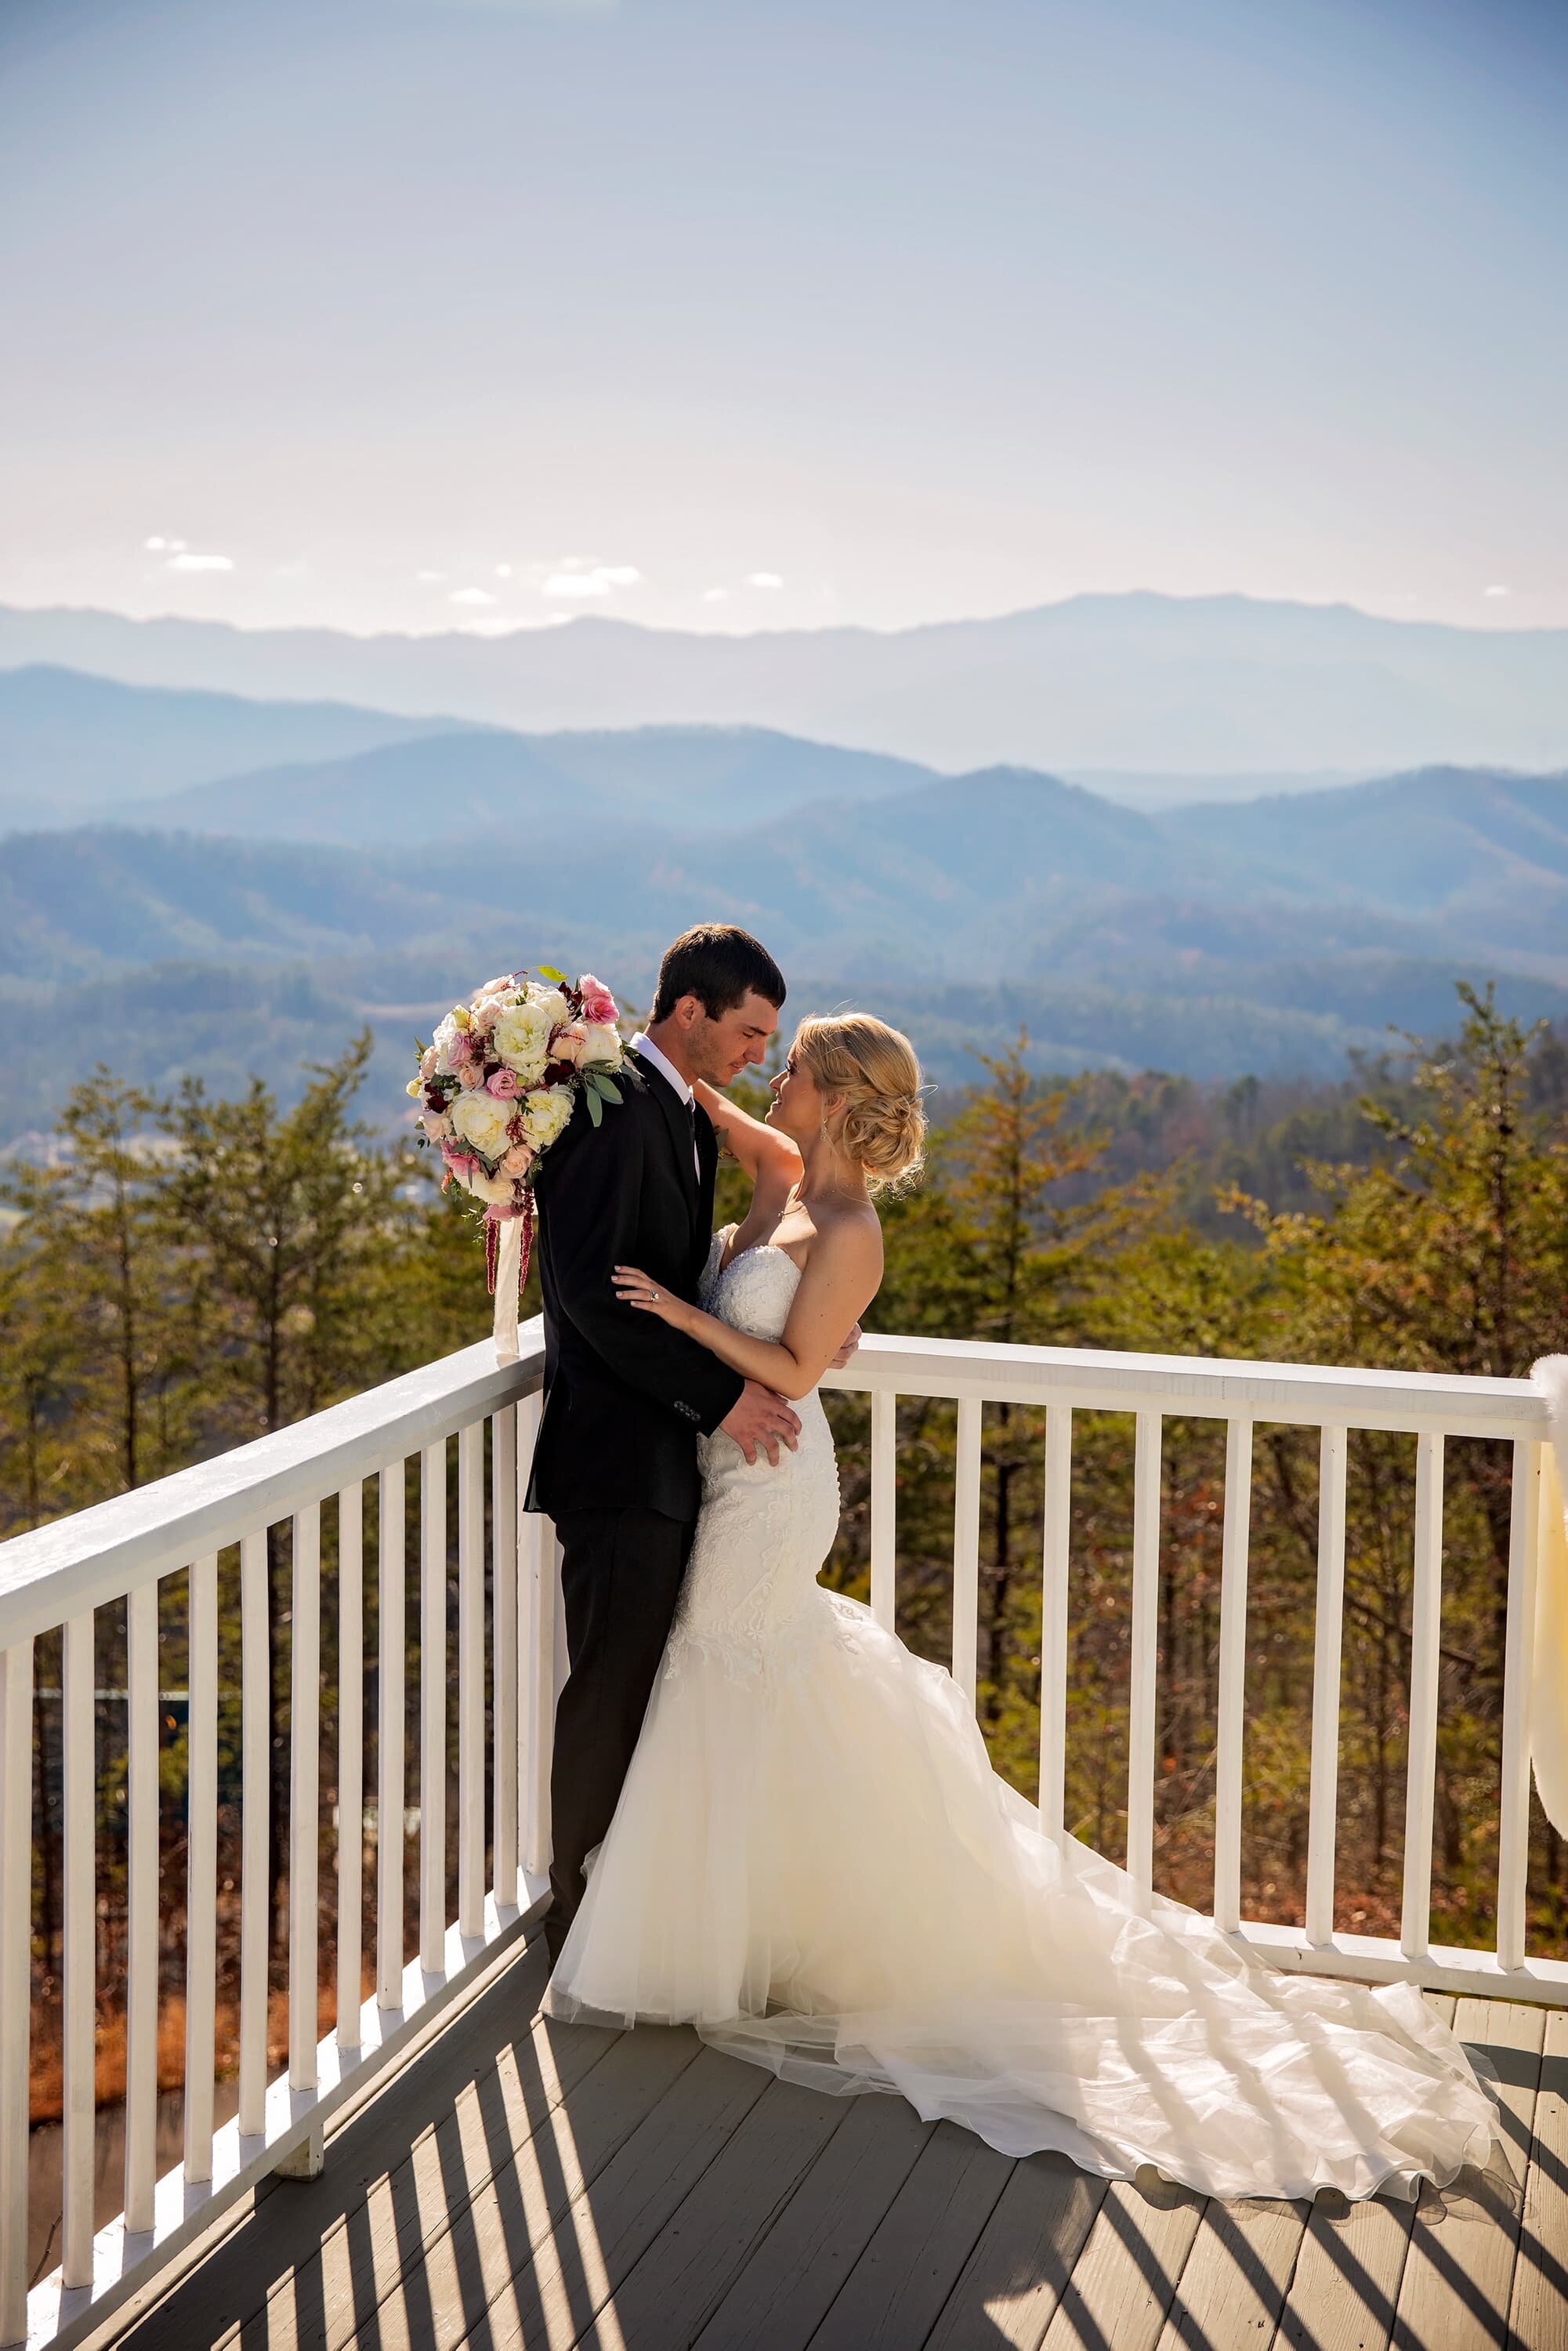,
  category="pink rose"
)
[419,1045,439,1080]
[472,996,502,1035]
[578,974,617,1027]
[420,1109,447,1141]
[487,1065,520,1098]
[501,1140,535,1177]
[458,1060,484,1089]
[440,1140,477,1176]
[549,1021,588,1067]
